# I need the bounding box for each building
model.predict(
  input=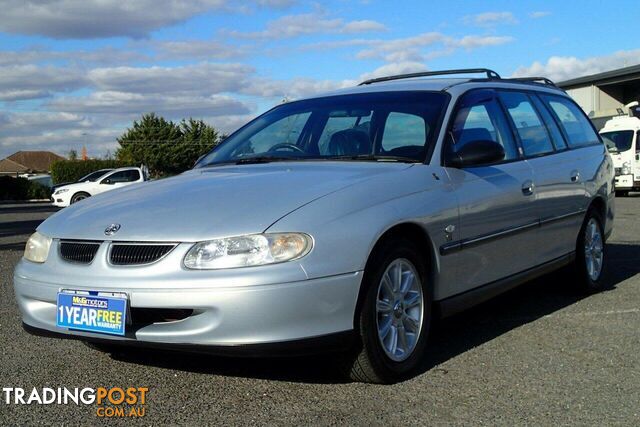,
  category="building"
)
[558,64,640,130]
[0,151,65,176]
